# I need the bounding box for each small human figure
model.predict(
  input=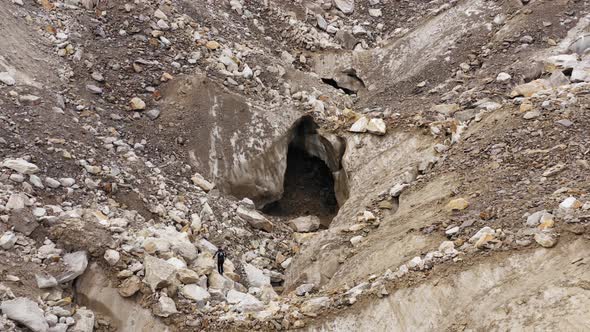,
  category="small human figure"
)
[213,247,226,275]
